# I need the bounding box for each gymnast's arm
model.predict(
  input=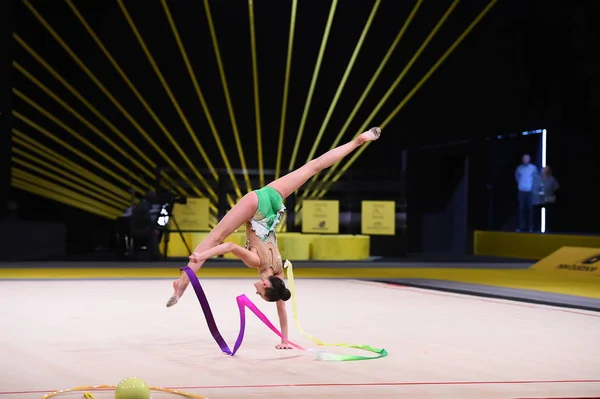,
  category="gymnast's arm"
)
[275,299,291,348]
[189,242,261,269]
